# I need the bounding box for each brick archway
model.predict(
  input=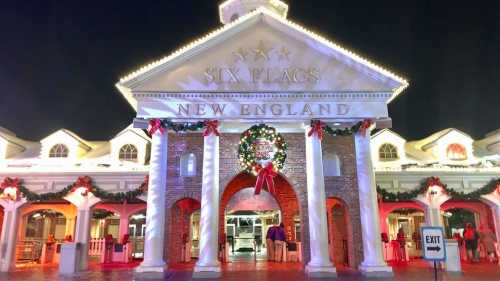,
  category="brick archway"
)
[168,198,201,264]
[219,172,300,241]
